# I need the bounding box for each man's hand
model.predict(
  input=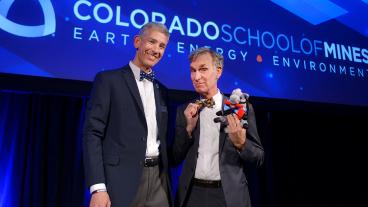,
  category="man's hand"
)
[90,192,111,207]
[184,103,200,137]
[226,114,246,150]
